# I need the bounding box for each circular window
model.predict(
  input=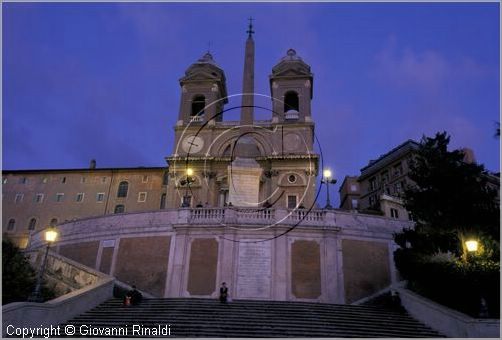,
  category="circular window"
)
[288,174,297,184]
